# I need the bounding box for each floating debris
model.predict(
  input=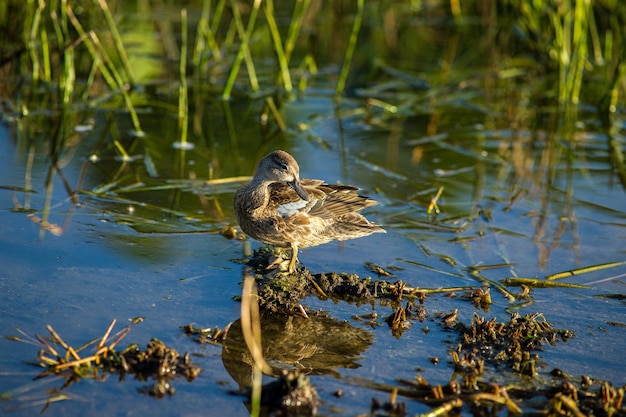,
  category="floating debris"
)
[181,323,230,344]
[114,339,202,398]
[8,319,202,406]
[462,287,492,310]
[456,312,574,376]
